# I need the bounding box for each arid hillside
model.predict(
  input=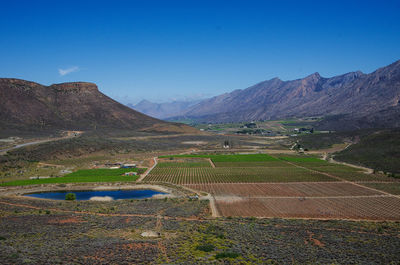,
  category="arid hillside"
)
[0,79,198,135]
